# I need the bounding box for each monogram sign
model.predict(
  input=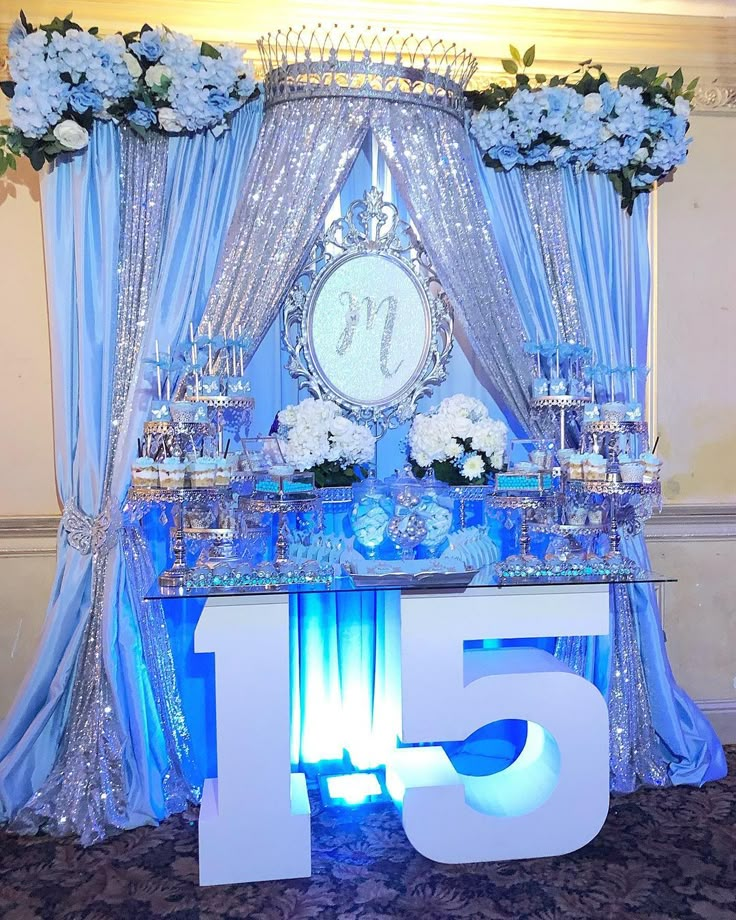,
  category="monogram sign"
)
[283,188,453,434]
[308,253,431,407]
